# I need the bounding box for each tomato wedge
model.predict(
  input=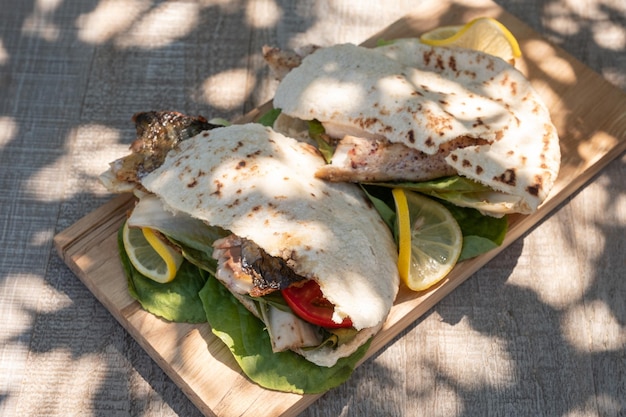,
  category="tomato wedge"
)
[282,280,353,329]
